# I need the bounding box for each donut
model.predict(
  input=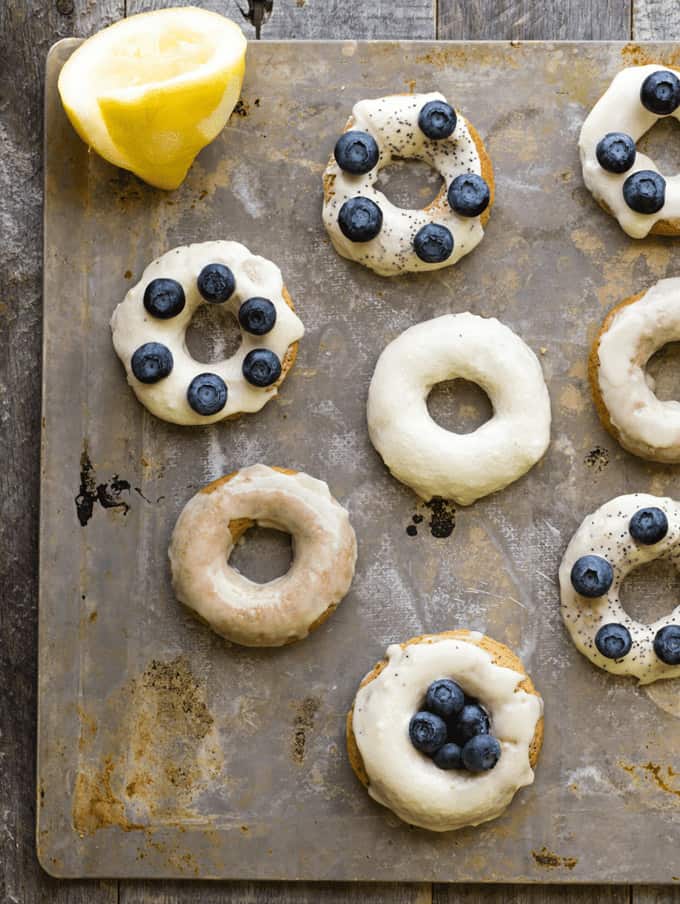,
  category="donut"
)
[322,93,494,276]
[589,278,680,462]
[346,630,543,832]
[560,493,680,684]
[579,65,680,238]
[169,464,357,647]
[111,241,304,426]
[366,313,551,505]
